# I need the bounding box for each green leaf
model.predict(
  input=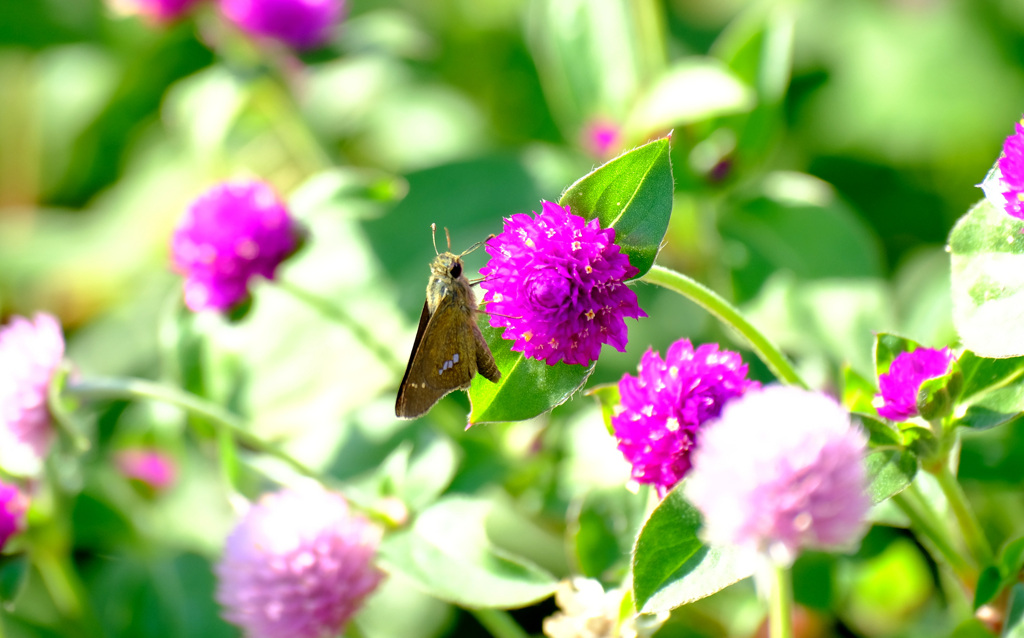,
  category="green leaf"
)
[874,333,919,377]
[468,322,594,424]
[0,554,28,602]
[585,383,620,436]
[1004,584,1024,638]
[1000,536,1024,579]
[954,351,1024,431]
[864,449,917,504]
[959,351,1024,401]
[568,486,648,581]
[624,59,755,133]
[975,565,1002,611]
[632,486,754,613]
[559,137,674,277]
[950,198,1024,358]
[855,413,902,448]
[842,365,879,414]
[377,496,559,608]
